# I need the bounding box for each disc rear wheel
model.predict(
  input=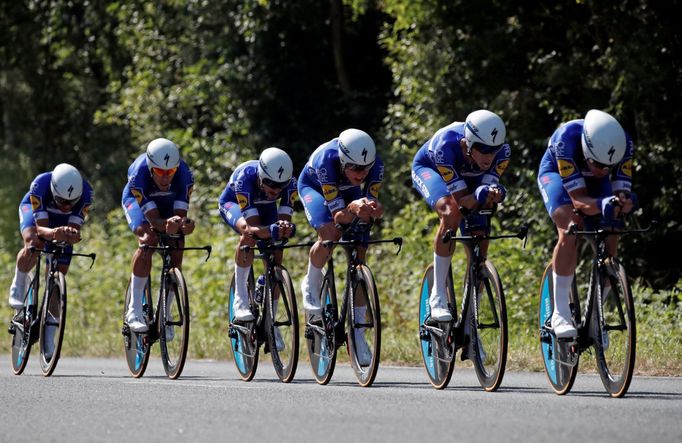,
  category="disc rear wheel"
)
[267,266,299,383]
[347,265,381,387]
[306,273,338,385]
[123,279,152,378]
[10,272,39,375]
[228,273,259,381]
